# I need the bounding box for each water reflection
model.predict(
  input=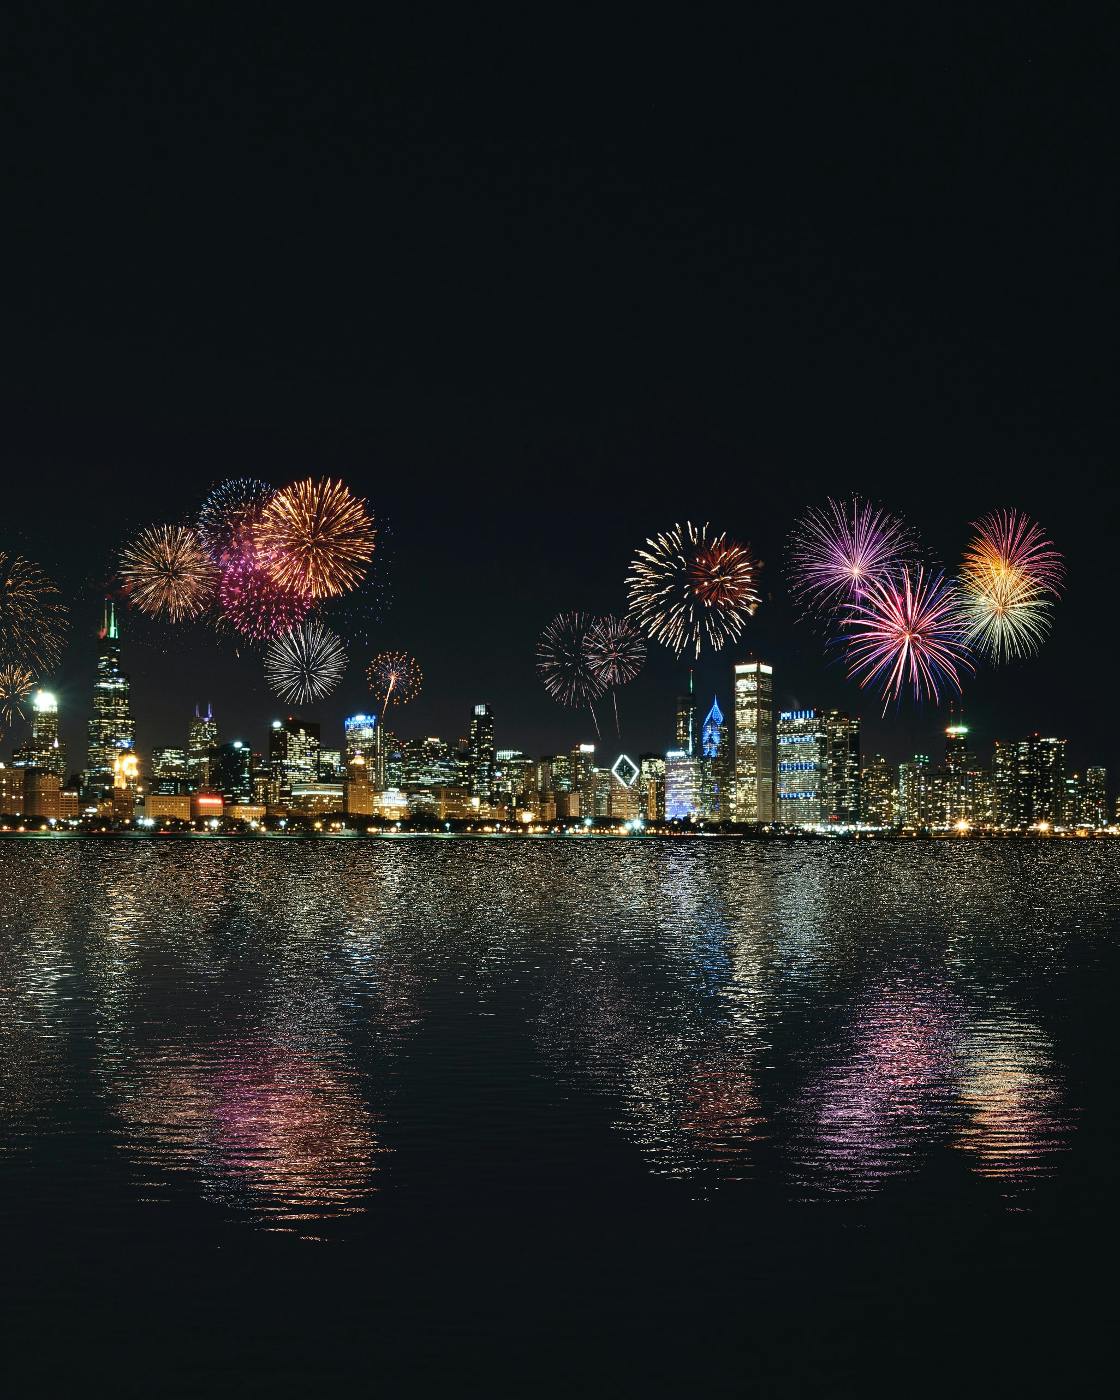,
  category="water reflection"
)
[0,838,1104,1234]
[112,1036,382,1231]
[954,1012,1070,1187]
